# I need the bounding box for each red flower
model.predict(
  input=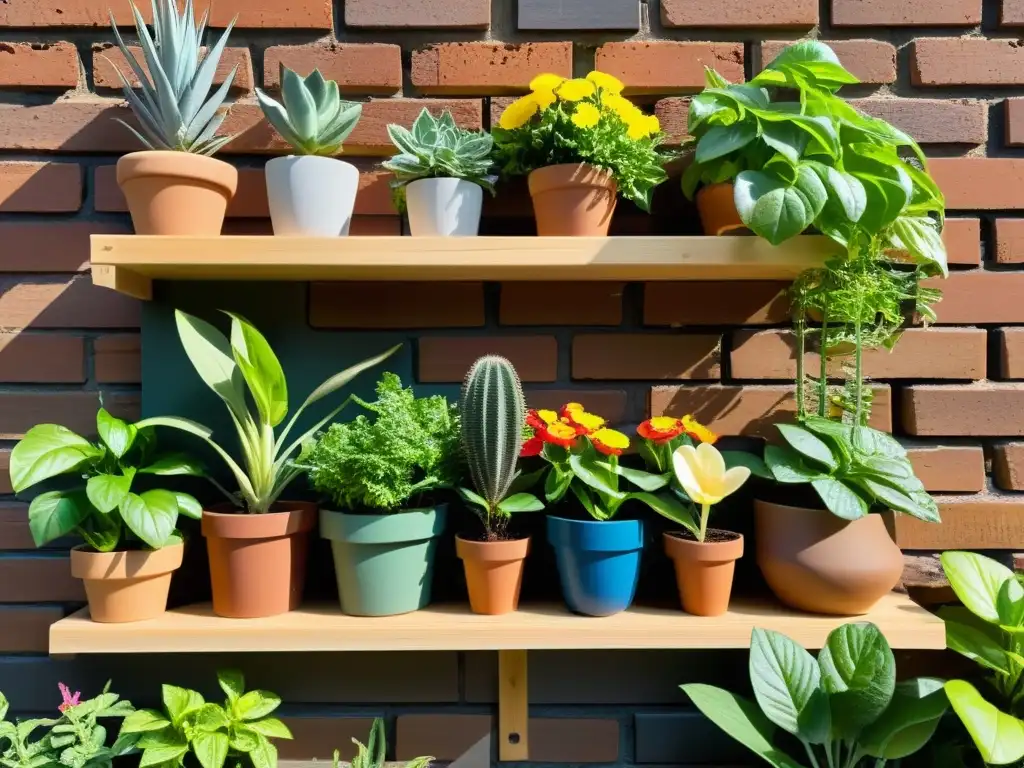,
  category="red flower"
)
[541,421,578,448]
[637,417,685,444]
[526,409,558,430]
[520,435,544,457]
